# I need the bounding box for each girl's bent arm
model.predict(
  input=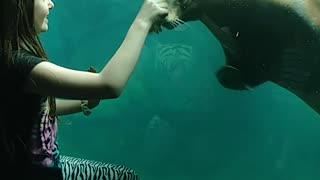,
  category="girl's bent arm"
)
[24,18,152,100]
